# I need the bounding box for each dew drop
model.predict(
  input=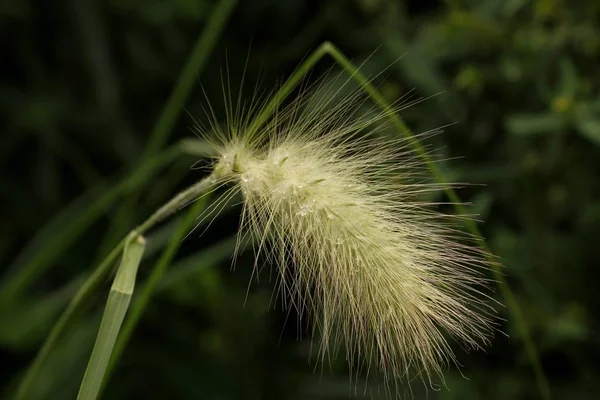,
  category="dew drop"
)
[222,154,233,167]
[241,172,253,183]
[297,206,309,216]
[296,199,317,216]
